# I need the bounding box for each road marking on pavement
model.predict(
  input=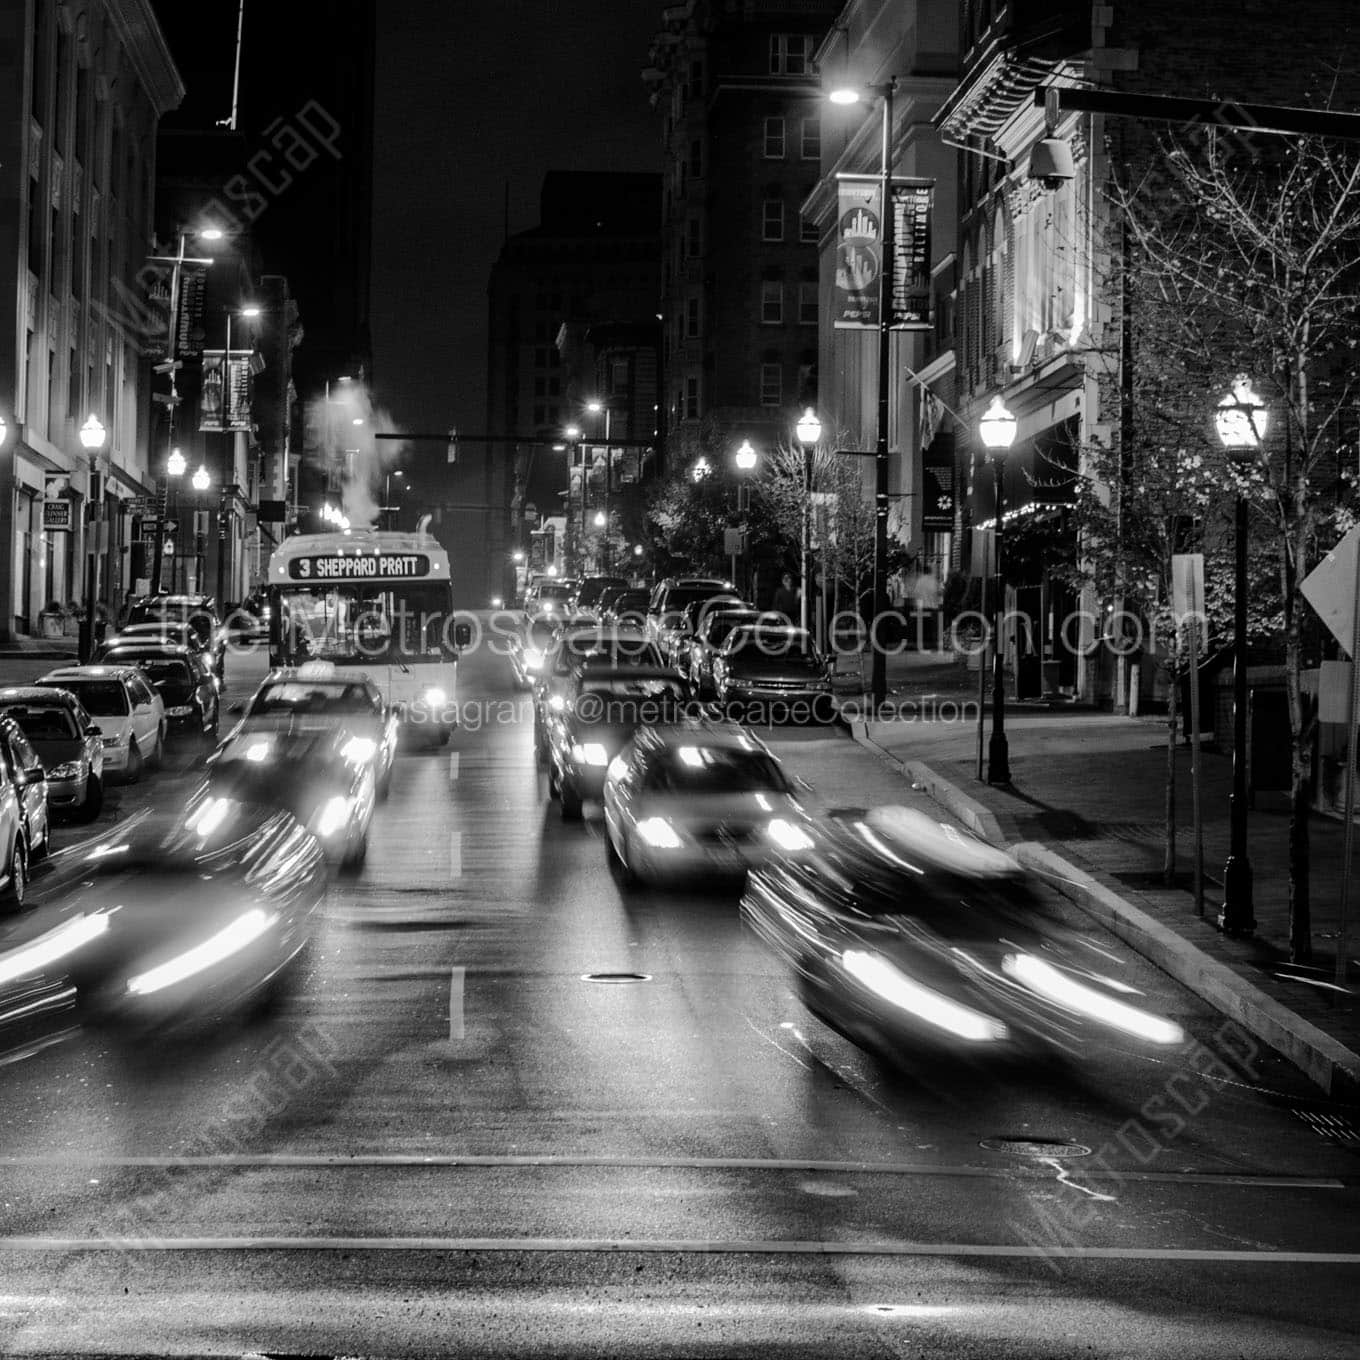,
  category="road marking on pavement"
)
[449,966,465,1041]
[449,832,462,879]
[2,1235,1358,1262]
[0,1154,1340,1189]
[448,752,460,783]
